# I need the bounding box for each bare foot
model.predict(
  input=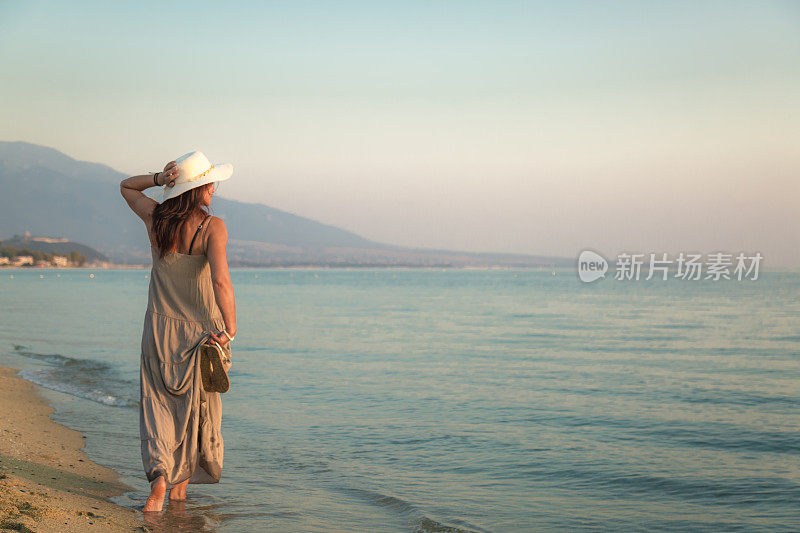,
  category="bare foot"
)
[143,475,166,512]
[169,478,189,501]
